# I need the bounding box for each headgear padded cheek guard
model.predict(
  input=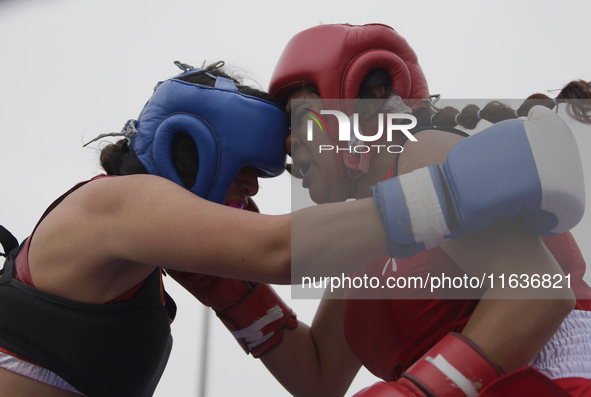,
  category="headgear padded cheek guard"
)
[269,23,430,183]
[131,68,289,204]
